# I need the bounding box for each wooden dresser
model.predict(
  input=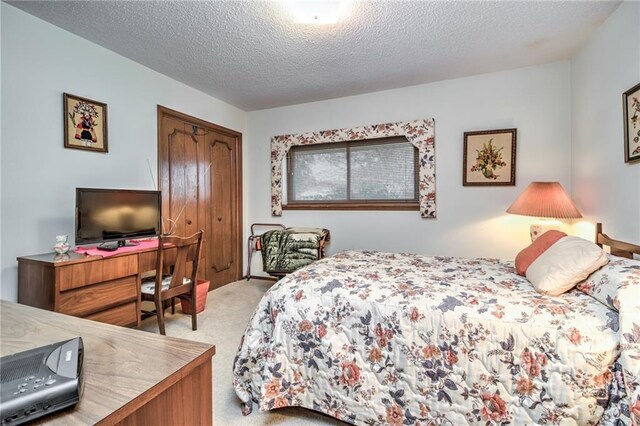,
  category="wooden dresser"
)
[17,246,168,328]
[1,300,215,425]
